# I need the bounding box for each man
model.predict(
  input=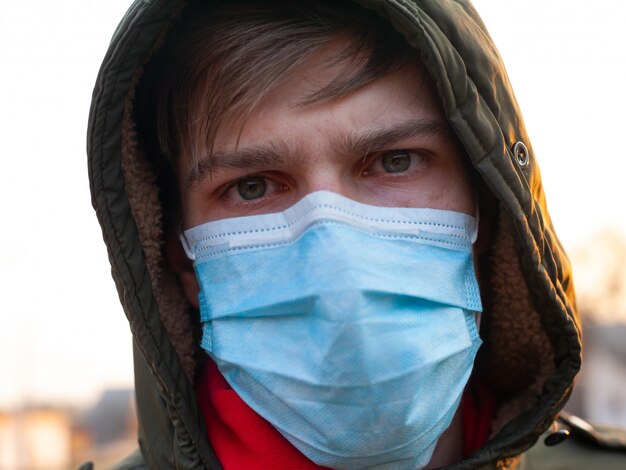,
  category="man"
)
[87,0,626,468]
